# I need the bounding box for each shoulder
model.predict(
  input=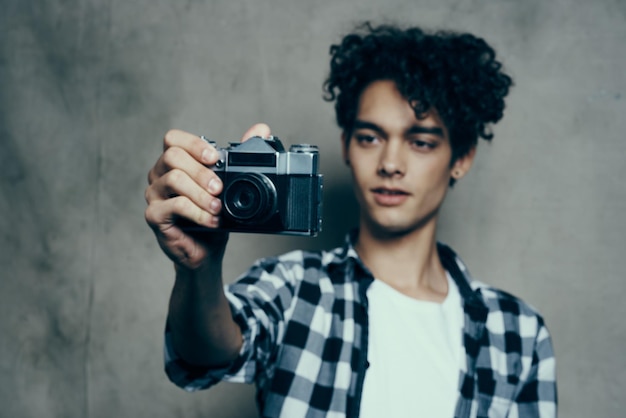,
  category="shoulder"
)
[225,246,347,316]
[235,245,345,287]
[473,281,544,321]
[470,280,551,343]
[440,242,549,337]
[253,246,343,272]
